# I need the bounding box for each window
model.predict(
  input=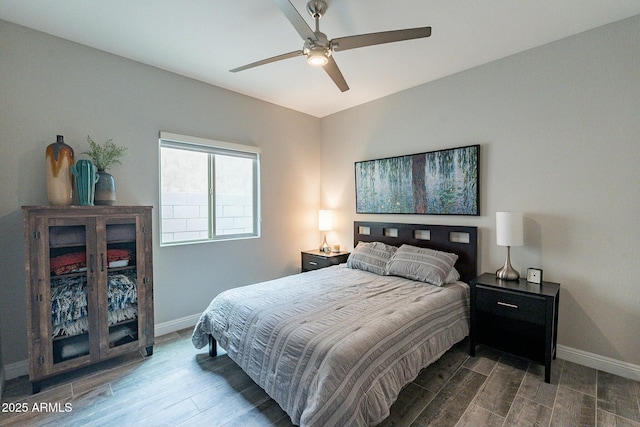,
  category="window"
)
[159,132,260,245]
